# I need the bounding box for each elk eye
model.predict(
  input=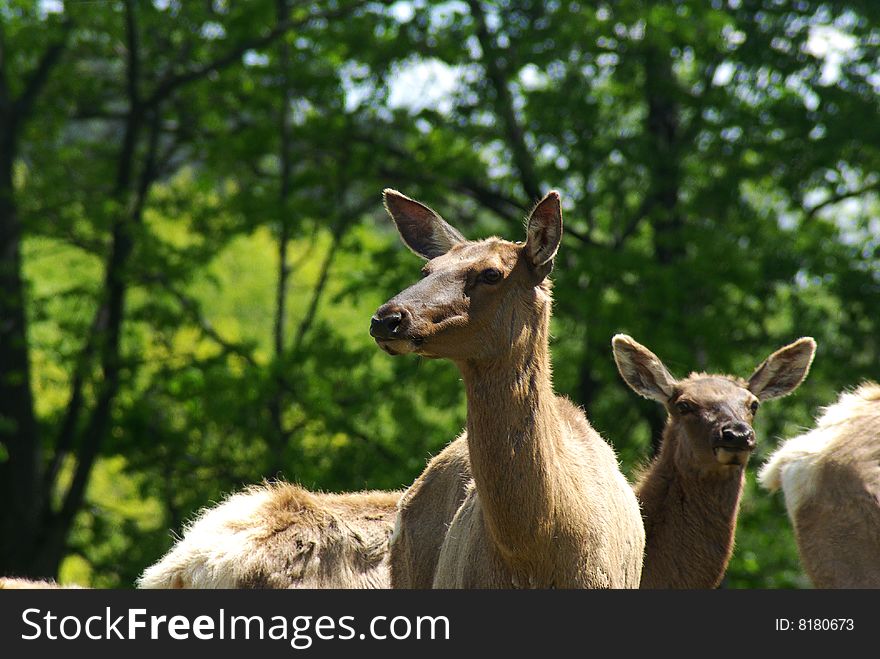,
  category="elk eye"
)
[750,400,760,414]
[480,268,503,284]
[676,401,694,415]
